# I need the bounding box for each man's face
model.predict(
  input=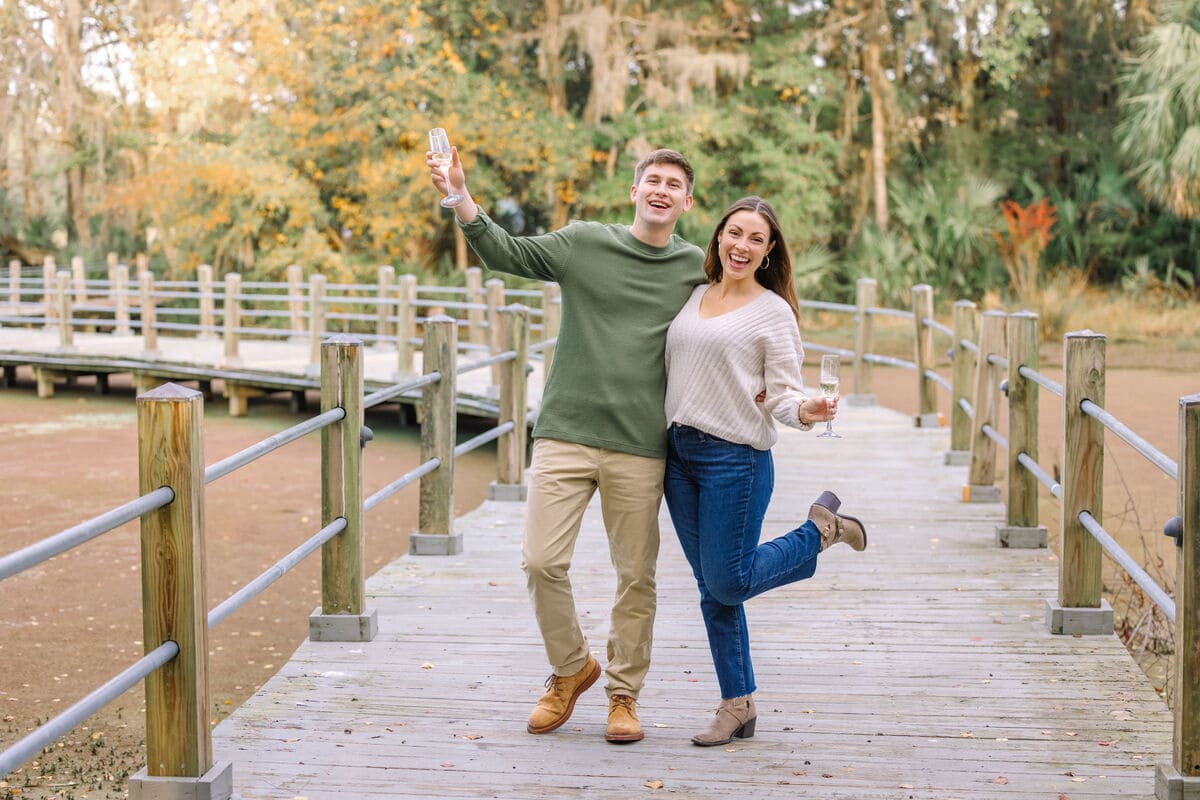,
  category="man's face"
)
[630,163,694,229]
